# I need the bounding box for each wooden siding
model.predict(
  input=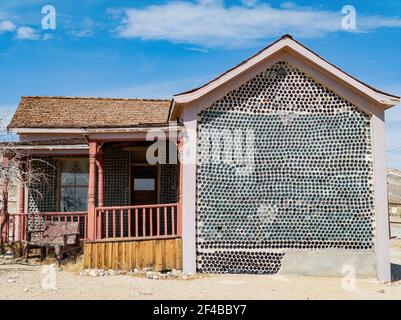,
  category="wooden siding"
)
[83,238,182,271]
